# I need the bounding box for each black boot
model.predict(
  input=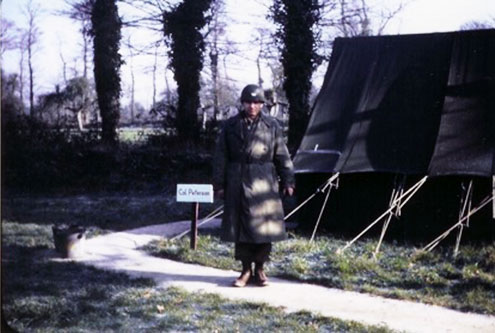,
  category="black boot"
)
[233,261,252,287]
[255,262,269,287]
